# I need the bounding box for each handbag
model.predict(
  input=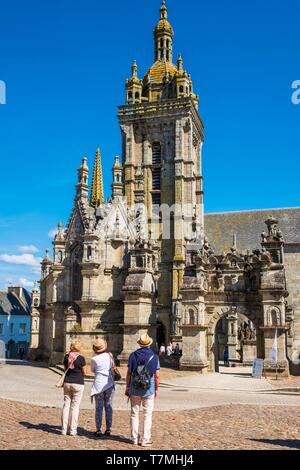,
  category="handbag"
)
[109,353,122,381]
[56,369,68,388]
